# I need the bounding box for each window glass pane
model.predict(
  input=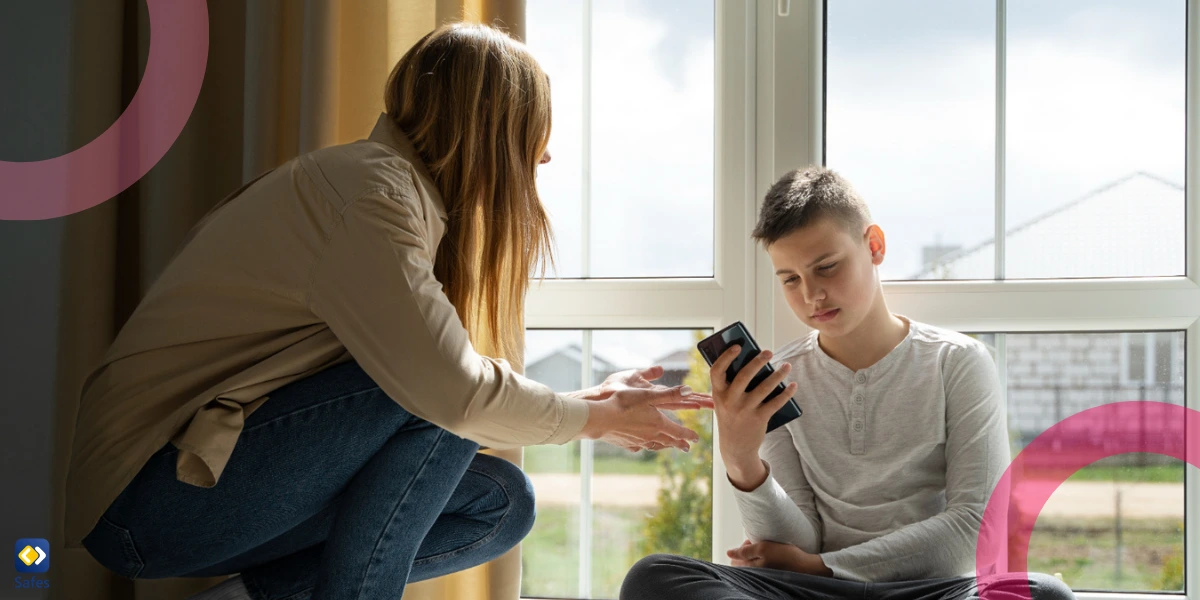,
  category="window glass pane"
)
[1005,332,1185,592]
[527,0,715,279]
[1003,0,1185,279]
[826,0,995,281]
[523,329,713,598]
[527,0,585,278]
[589,330,713,597]
[522,330,584,598]
[590,1,714,278]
